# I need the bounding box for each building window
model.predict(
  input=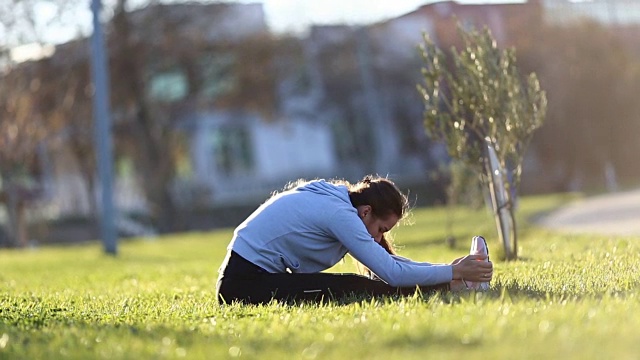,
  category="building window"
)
[148,69,188,102]
[200,53,237,99]
[209,126,253,176]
